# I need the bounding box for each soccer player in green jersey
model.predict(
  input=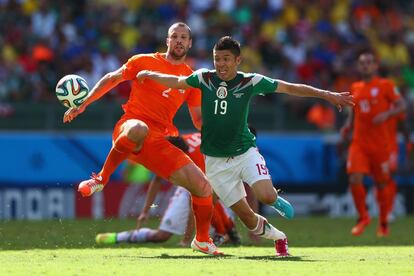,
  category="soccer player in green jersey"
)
[136,36,354,256]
